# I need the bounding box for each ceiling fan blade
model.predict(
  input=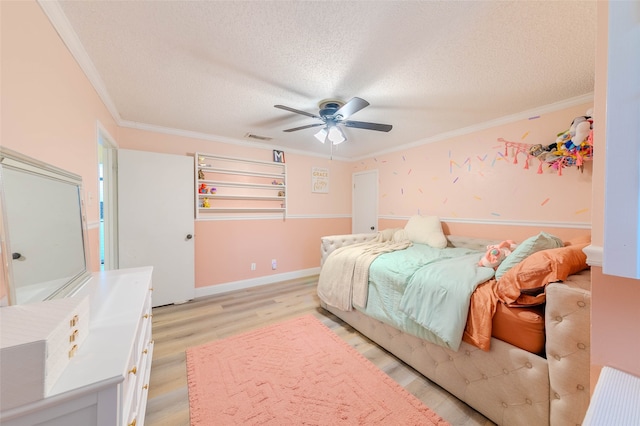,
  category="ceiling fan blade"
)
[283,123,325,132]
[334,97,370,119]
[343,120,393,132]
[274,104,321,119]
